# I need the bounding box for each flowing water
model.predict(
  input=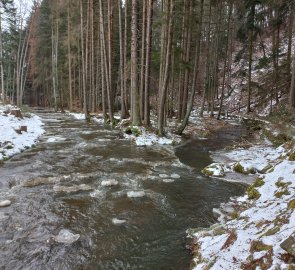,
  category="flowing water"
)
[0,111,246,270]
